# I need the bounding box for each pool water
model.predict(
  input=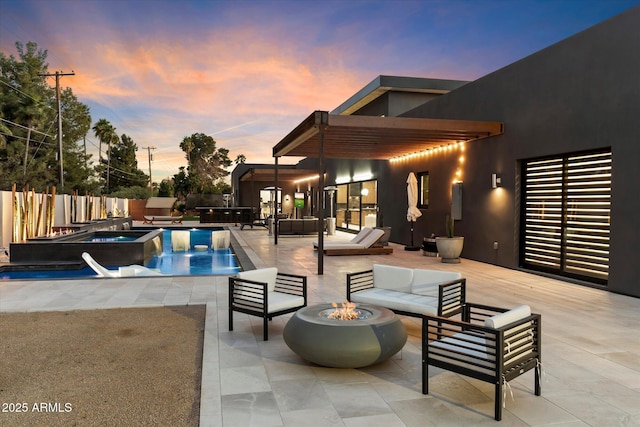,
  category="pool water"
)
[0,228,241,280]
